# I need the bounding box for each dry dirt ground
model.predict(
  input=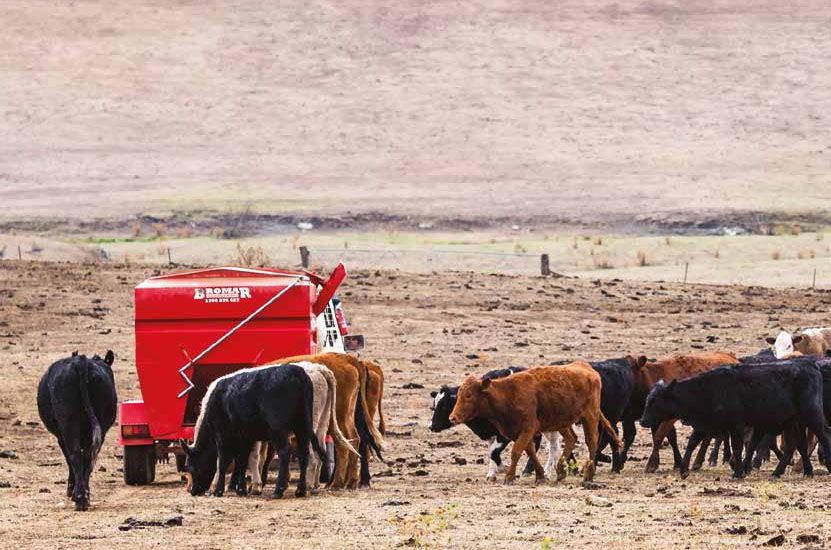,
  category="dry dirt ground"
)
[2,261,831,549]
[2,0,831,222]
